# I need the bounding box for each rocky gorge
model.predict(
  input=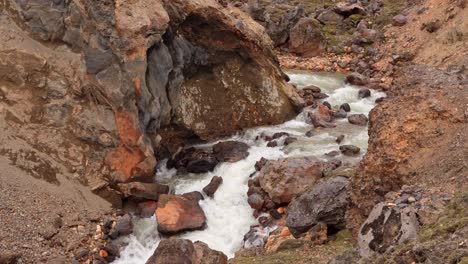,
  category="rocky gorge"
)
[0,0,467,264]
